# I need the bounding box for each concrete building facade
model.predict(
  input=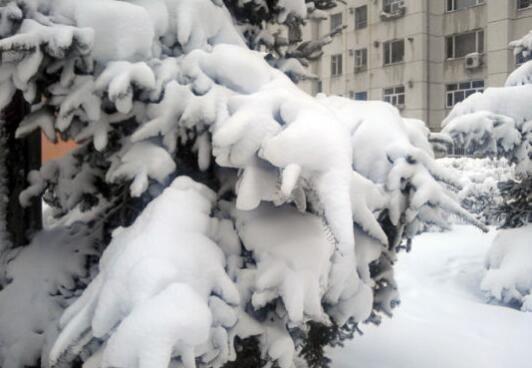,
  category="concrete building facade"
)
[298,0,532,130]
